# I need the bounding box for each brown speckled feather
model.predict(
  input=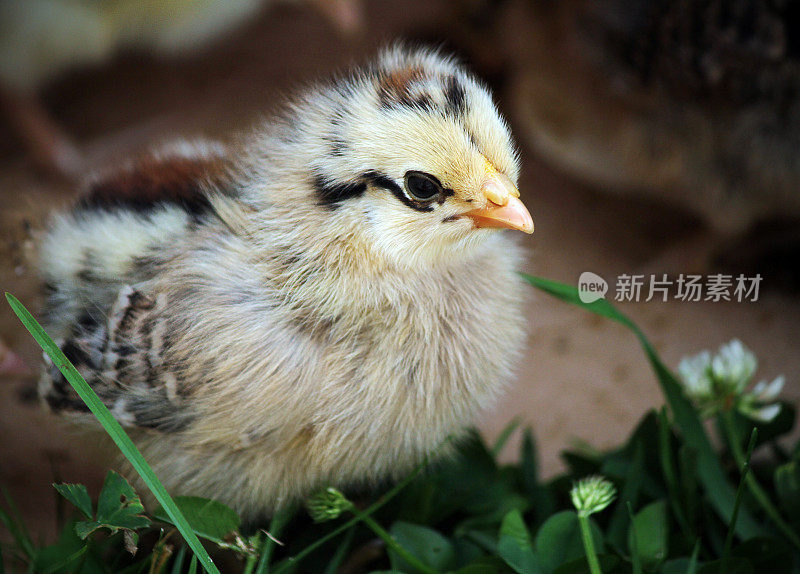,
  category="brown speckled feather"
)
[38,141,230,425]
